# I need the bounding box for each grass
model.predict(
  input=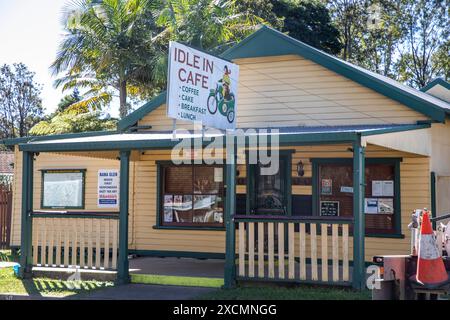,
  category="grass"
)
[131,274,224,288]
[0,250,114,298]
[197,284,371,300]
[0,267,114,297]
